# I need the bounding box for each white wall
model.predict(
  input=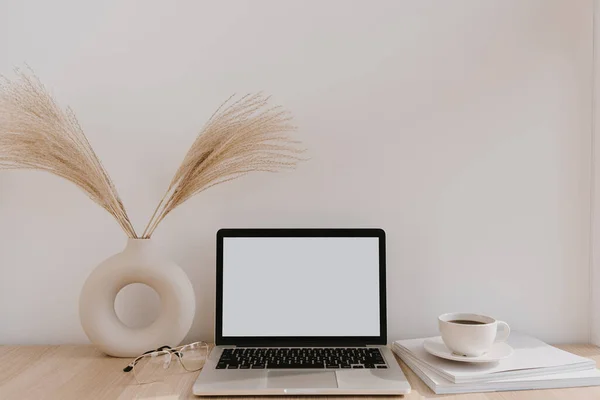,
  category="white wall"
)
[592,0,600,346]
[0,0,593,345]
